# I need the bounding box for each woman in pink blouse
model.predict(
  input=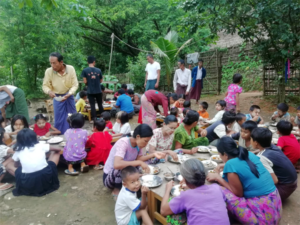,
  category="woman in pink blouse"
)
[224,73,243,113]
